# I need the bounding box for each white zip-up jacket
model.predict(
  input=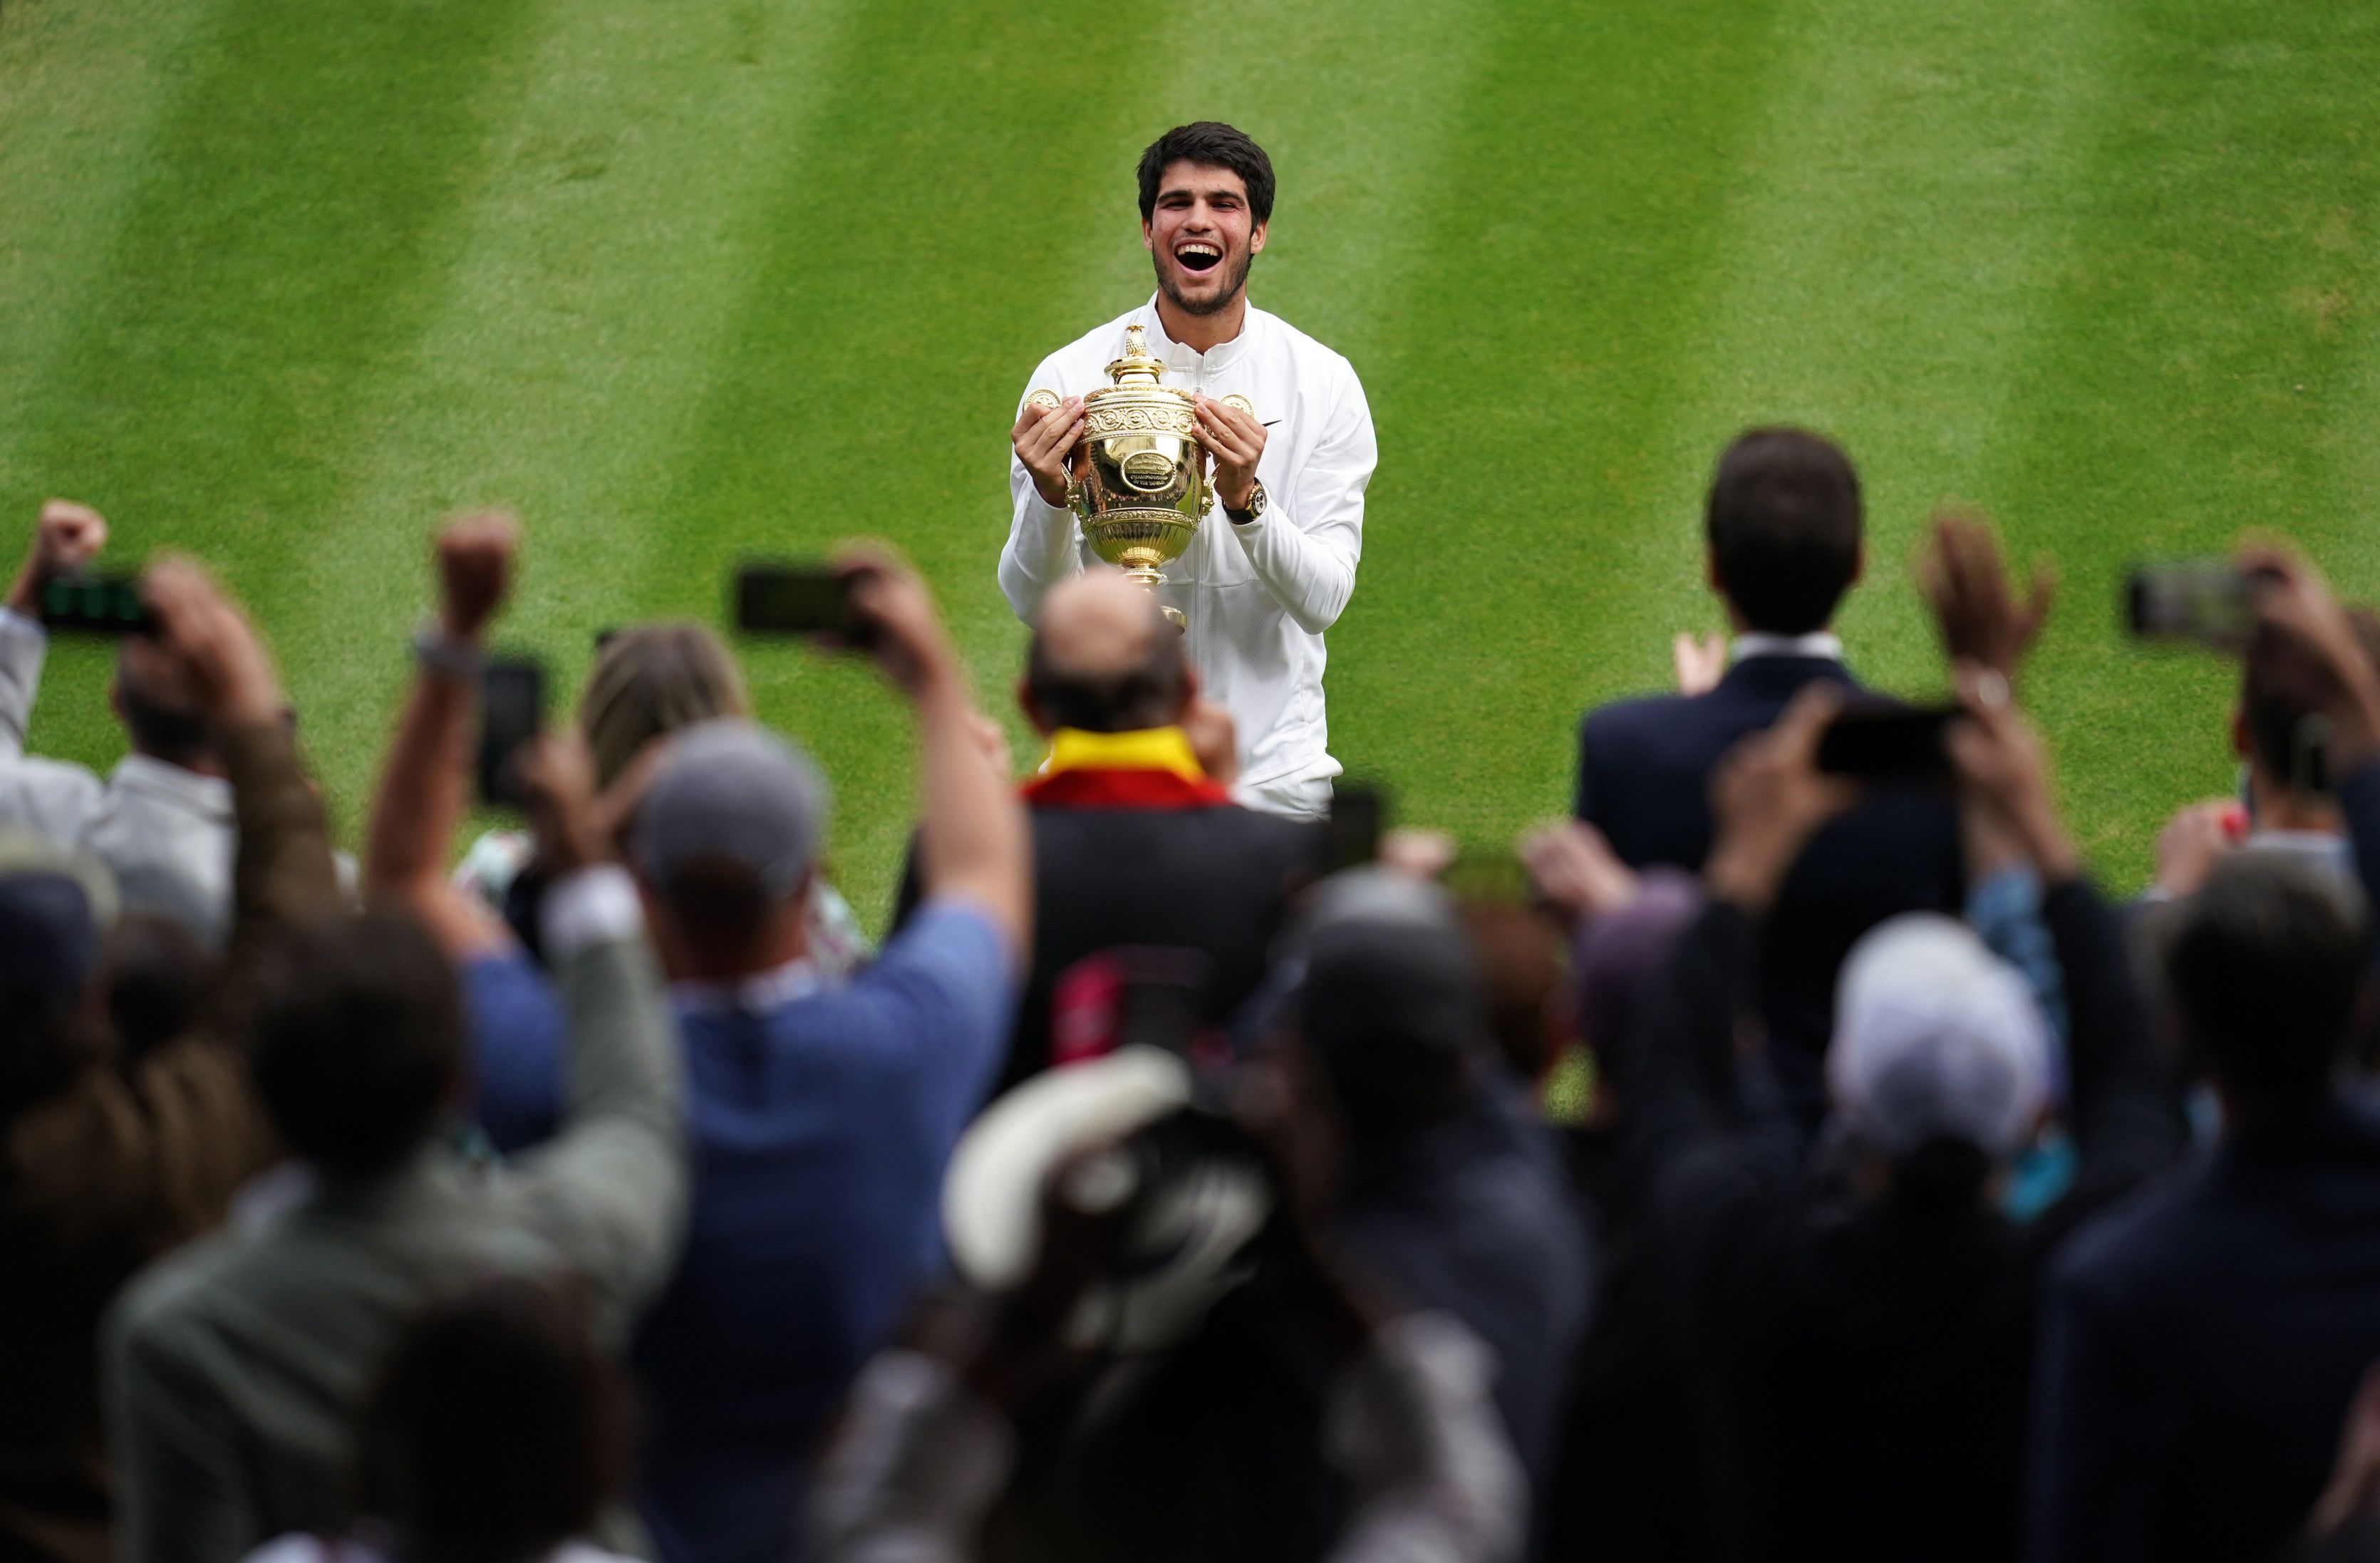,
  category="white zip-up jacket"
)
[999,296,1377,796]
